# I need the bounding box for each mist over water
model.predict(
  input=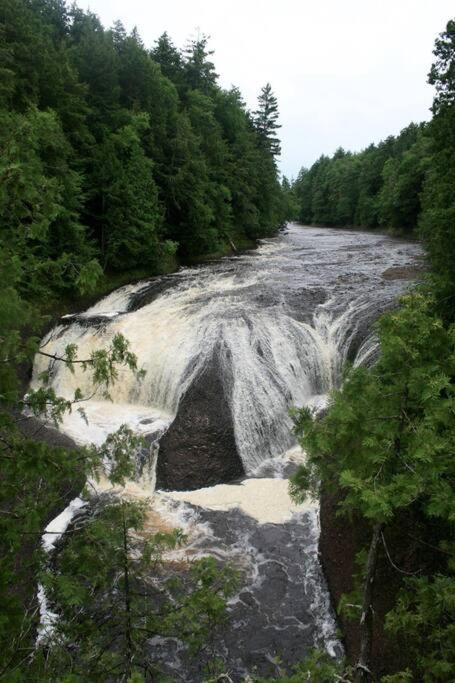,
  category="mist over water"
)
[32,224,422,678]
